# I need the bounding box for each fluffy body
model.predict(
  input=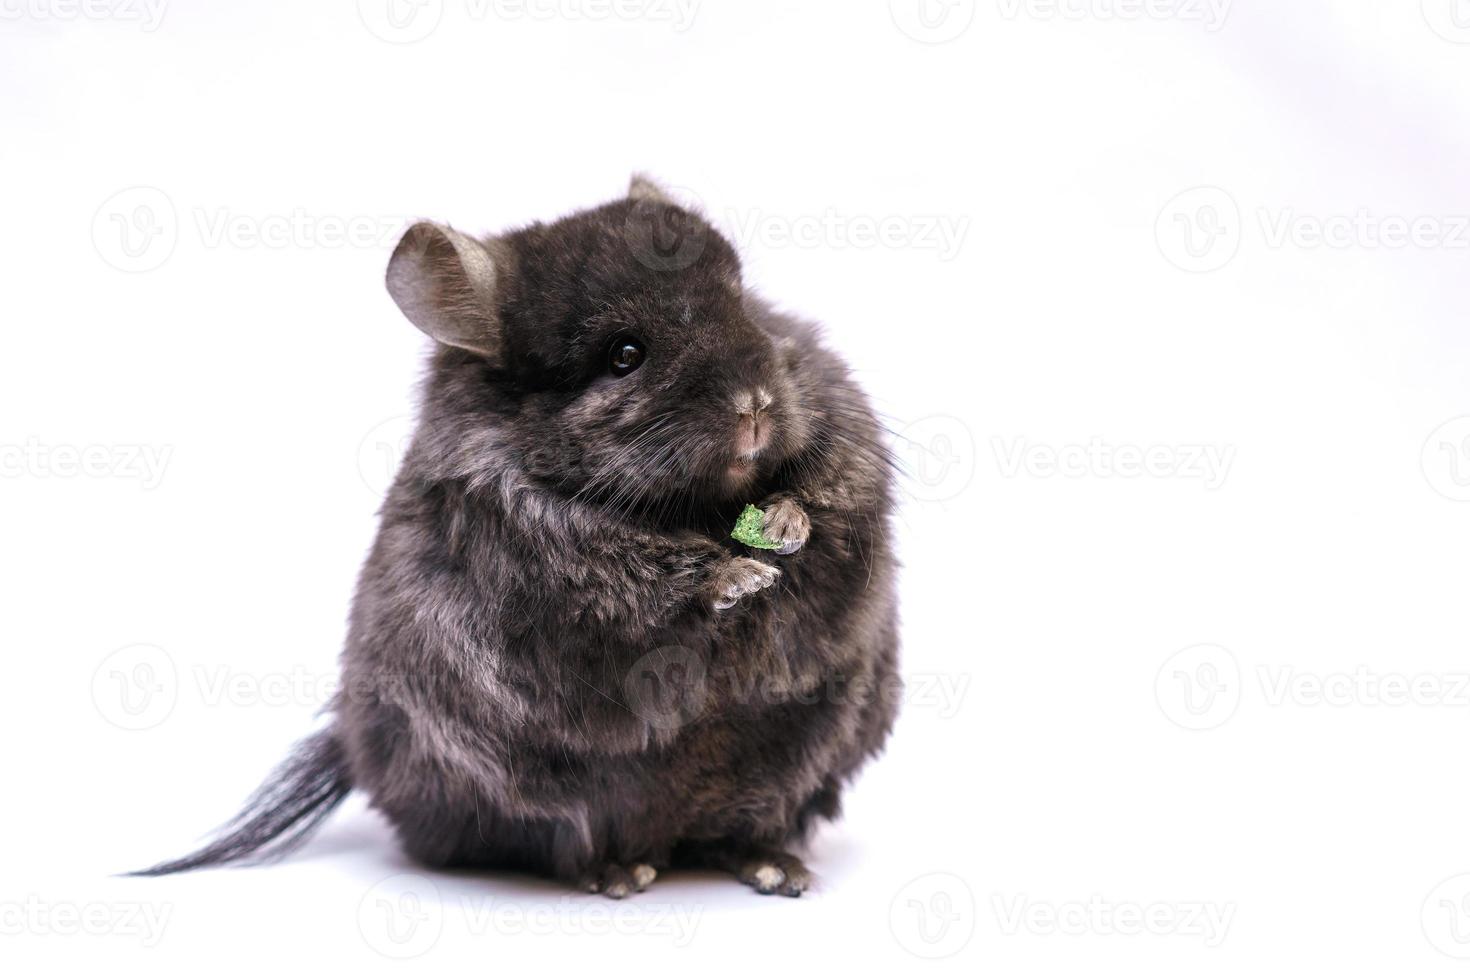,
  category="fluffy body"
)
[135,182,900,897]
